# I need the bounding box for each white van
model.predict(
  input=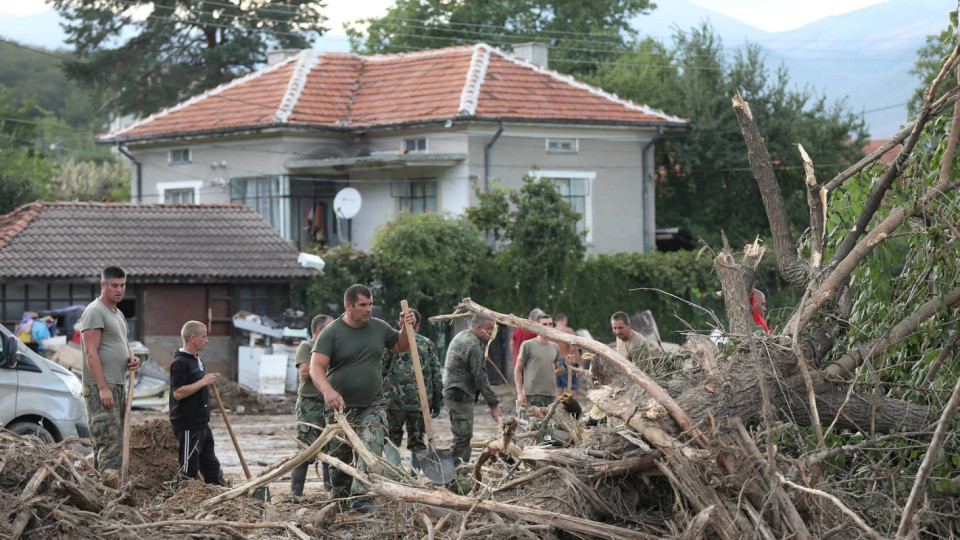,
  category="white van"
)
[1,324,88,443]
